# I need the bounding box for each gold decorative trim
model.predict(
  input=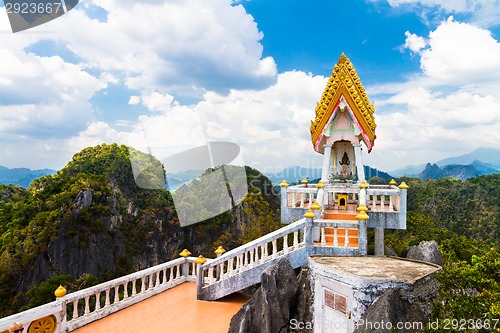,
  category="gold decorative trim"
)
[28,315,57,333]
[311,53,376,150]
